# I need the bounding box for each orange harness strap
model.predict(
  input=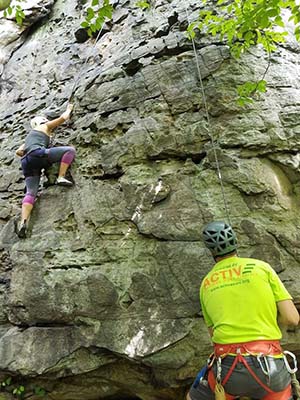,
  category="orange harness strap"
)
[214,340,283,357]
[222,353,274,393]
